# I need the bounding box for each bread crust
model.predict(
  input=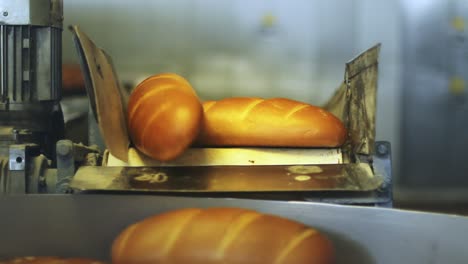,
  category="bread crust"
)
[0,257,106,264]
[196,97,347,147]
[127,73,203,161]
[112,207,334,264]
